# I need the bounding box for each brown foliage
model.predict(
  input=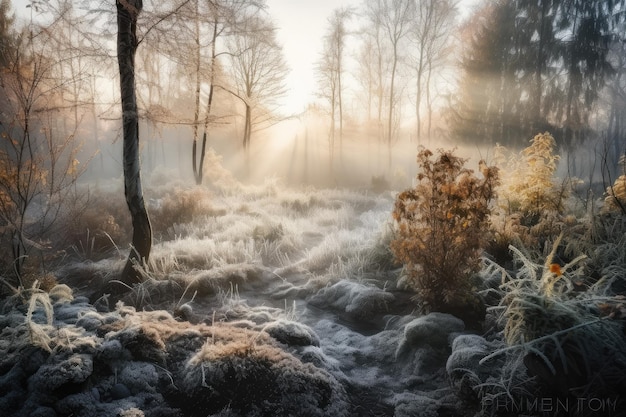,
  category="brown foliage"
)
[391,148,499,314]
[60,191,130,260]
[150,187,209,236]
